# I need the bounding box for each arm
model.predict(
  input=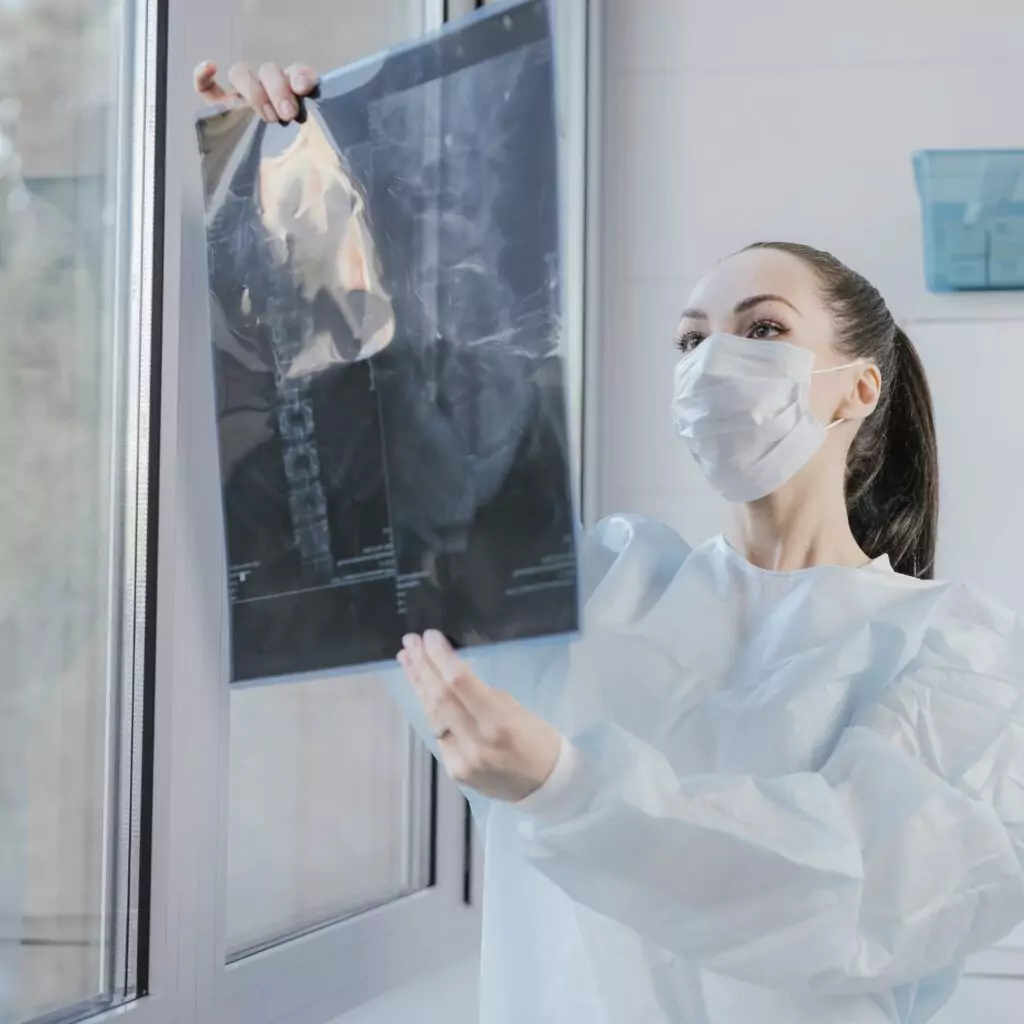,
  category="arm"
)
[517,660,1024,994]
